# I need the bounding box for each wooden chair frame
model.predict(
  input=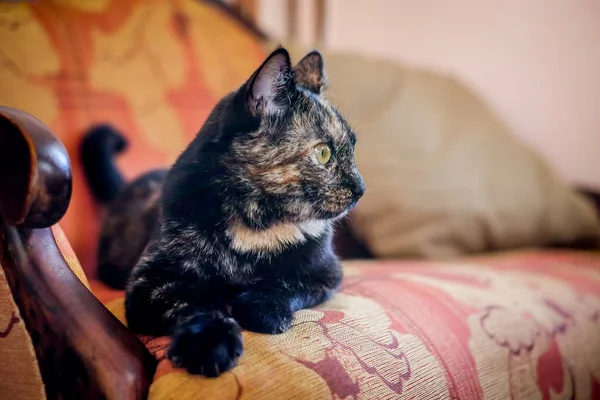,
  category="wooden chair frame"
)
[0,106,156,400]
